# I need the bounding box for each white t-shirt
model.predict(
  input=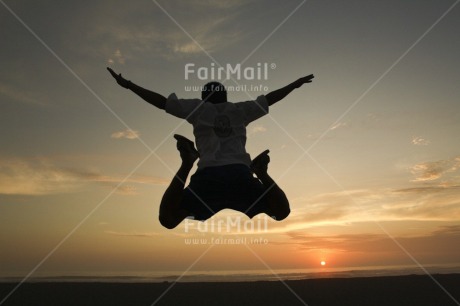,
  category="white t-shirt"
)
[165,93,269,169]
